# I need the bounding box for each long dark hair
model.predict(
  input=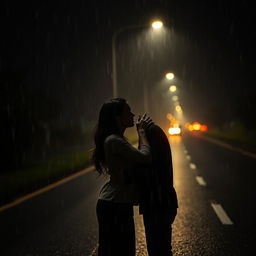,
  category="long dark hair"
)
[146,124,173,185]
[92,98,127,175]
[141,124,178,210]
